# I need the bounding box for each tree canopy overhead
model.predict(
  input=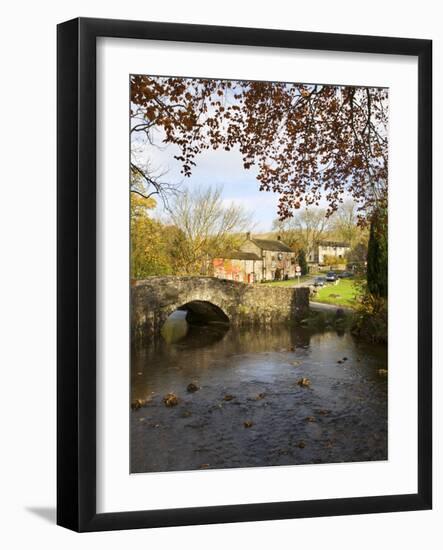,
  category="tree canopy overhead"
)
[131,76,388,221]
